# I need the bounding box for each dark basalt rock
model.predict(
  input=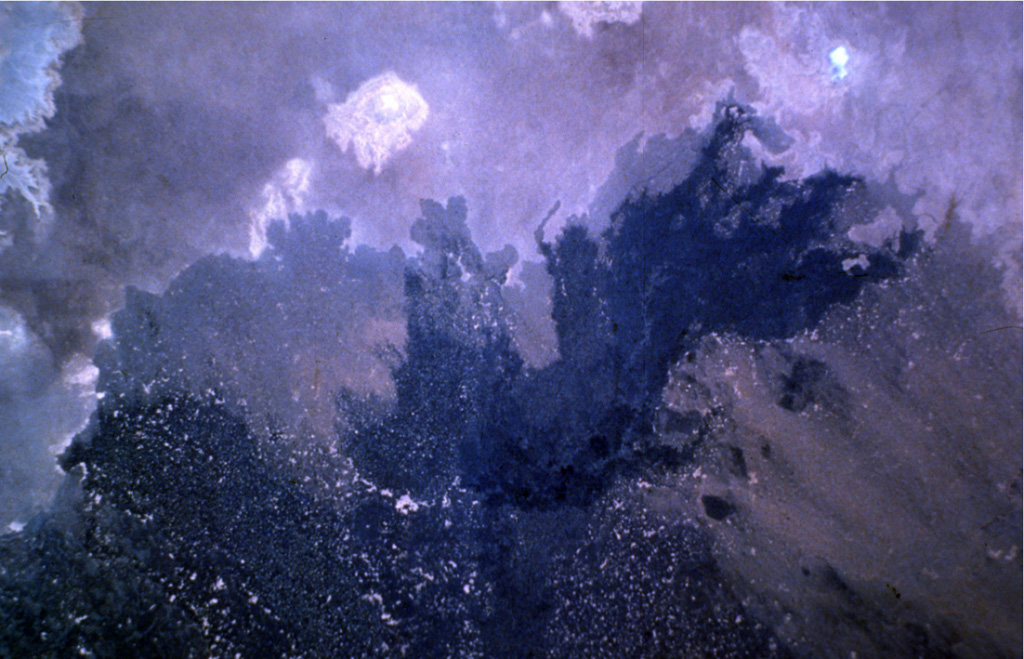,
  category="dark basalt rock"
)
[701,494,737,521]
